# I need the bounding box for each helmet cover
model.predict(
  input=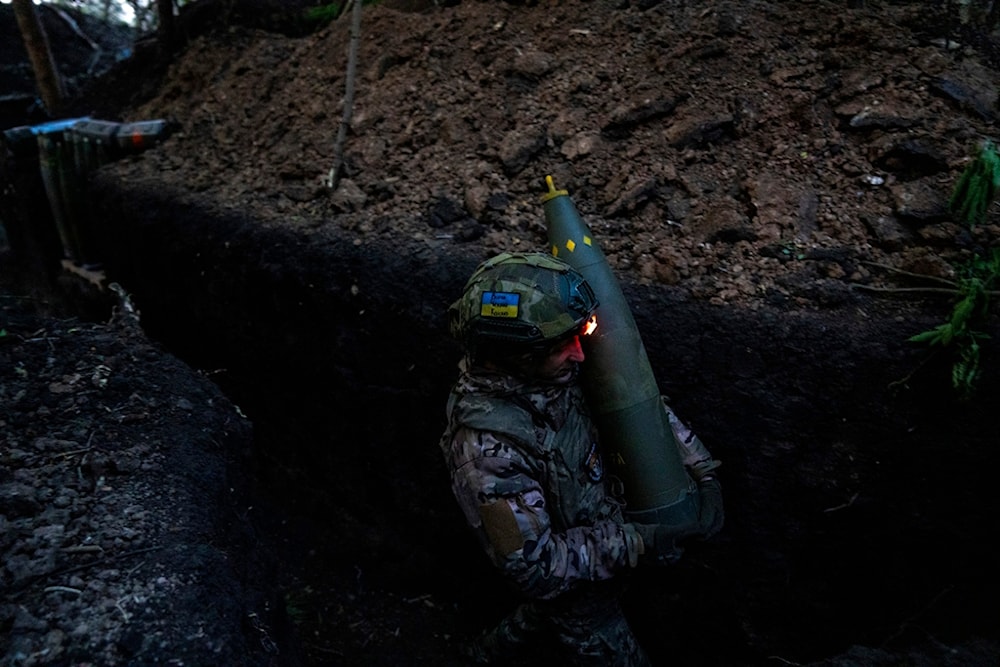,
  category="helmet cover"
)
[449,252,598,348]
